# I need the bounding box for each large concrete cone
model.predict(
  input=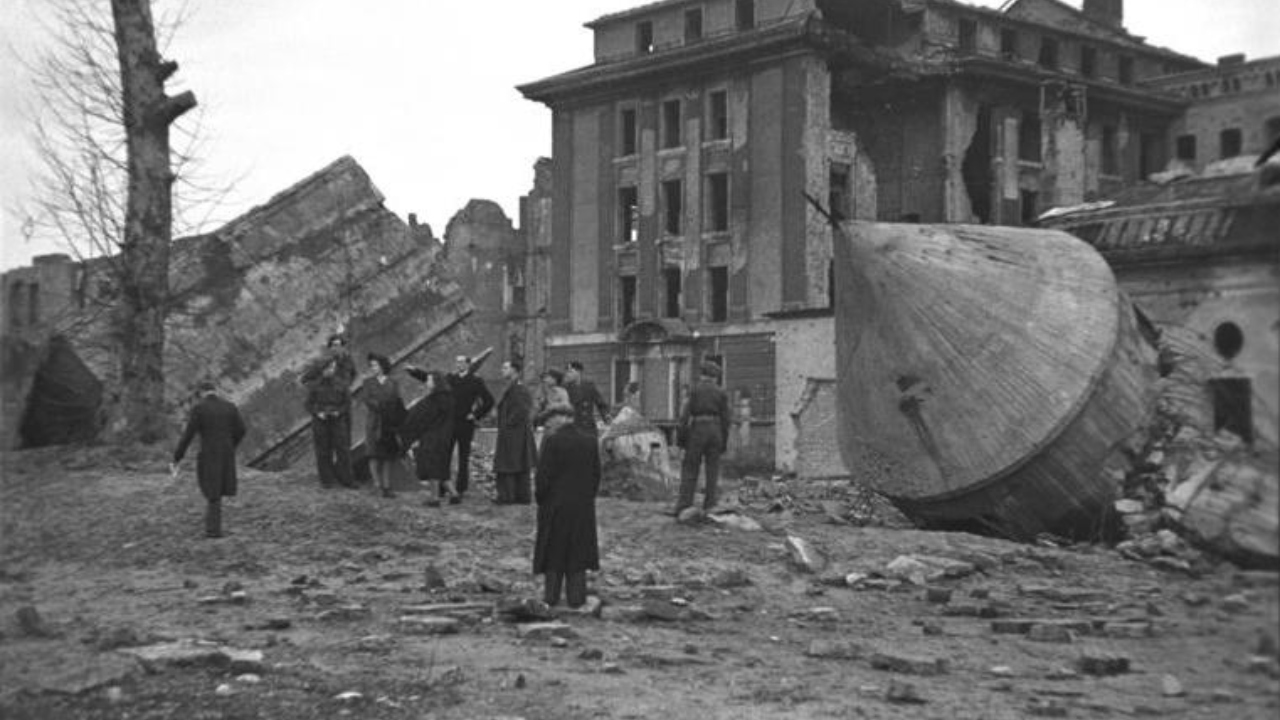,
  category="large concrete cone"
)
[600,407,676,502]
